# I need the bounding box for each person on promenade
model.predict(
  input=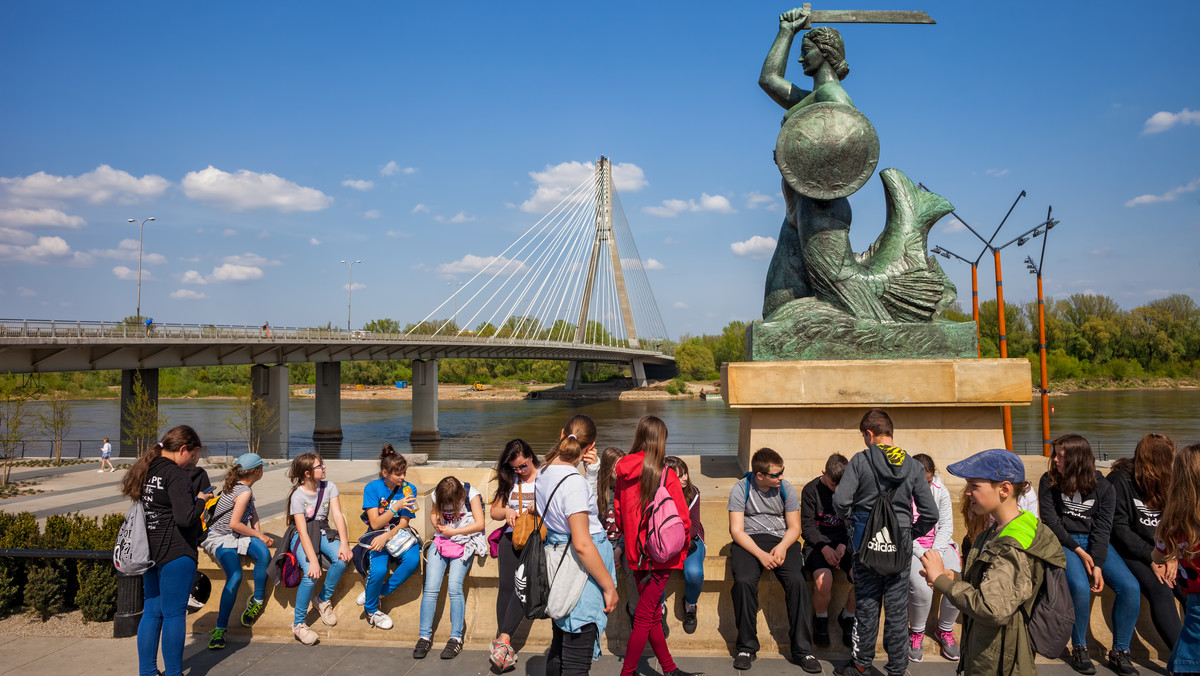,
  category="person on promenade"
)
[800,452,856,648]
[1152,442,1200,676]
[537,413,618,676]
[202,452,273,650]
[832,409,938,676]
[145,317,154,337]
[664,455,705,635]
[905,454,960,662]
[355,445,420,630]
[921,448,1066,676]
[1039,433,1141,675]
[285,452,352,645]
[119,425,208,676]
[488,438,541,670]
[1109,434,1185,649]
[414,475,486,660]
[100,437,115,472]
